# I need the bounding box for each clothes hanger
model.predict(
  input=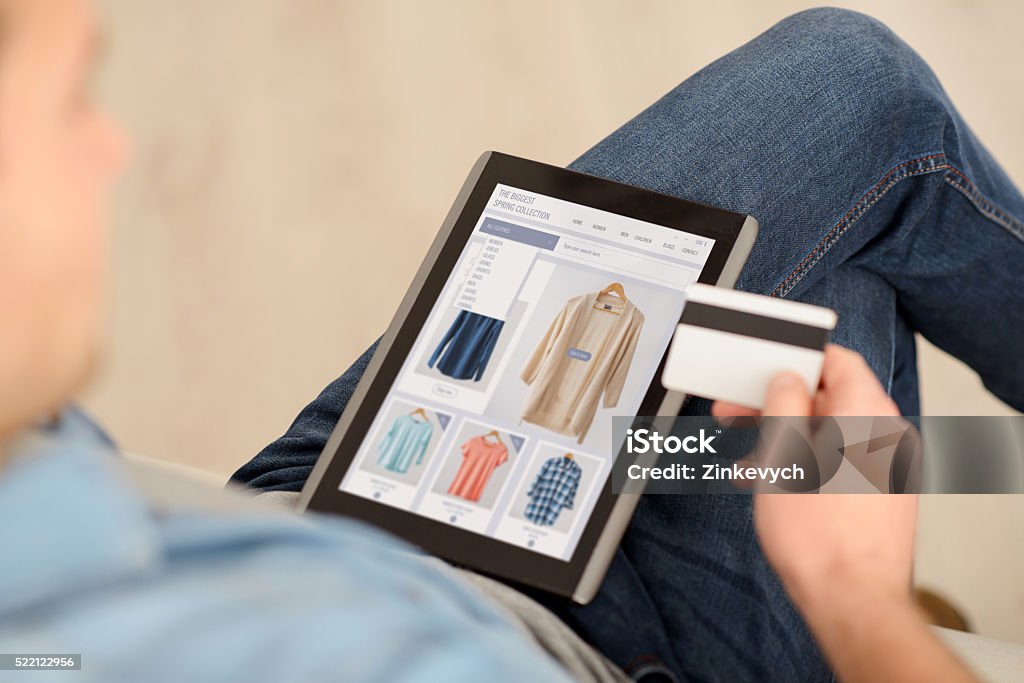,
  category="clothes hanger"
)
[484,429,504,443]
[564,452,574,460]
[593,282,626,315]
[410,407,428,421]
[600,282,626,299]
